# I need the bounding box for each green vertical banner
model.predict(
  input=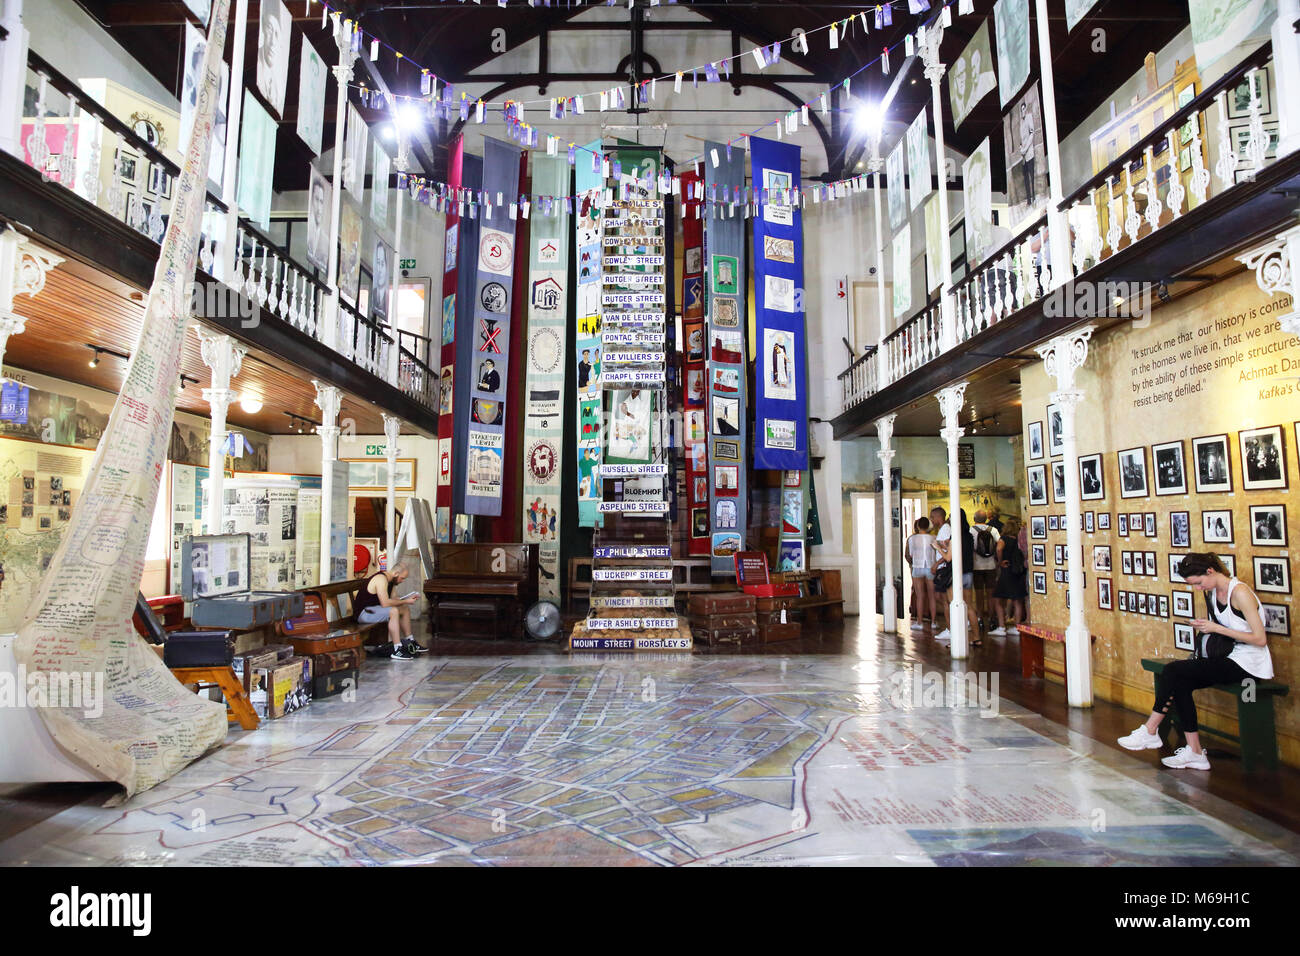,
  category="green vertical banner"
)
[574,140,604,527]
[522,155,570,601]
